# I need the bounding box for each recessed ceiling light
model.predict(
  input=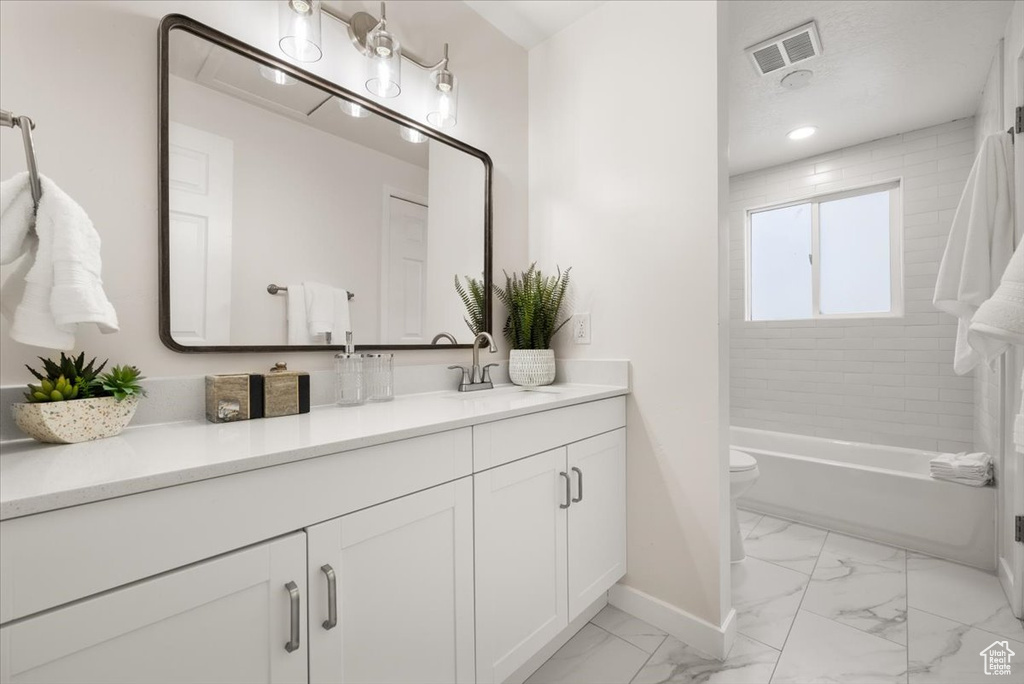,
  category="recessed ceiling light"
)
[787,126,817,140]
